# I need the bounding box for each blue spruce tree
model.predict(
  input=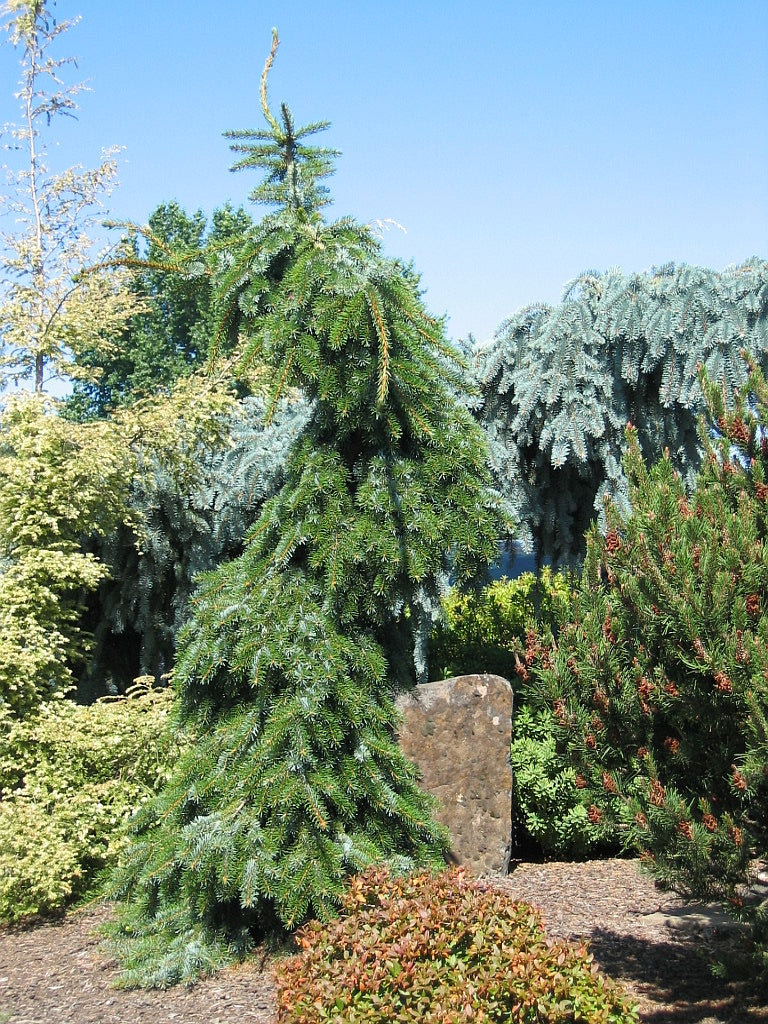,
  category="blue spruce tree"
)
[80,394,309,697]
[478,259,768,567]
